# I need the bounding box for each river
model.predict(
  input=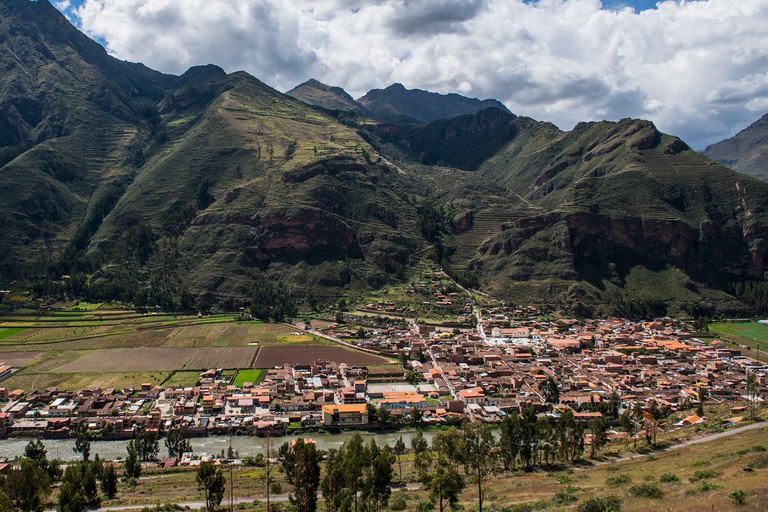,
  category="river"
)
[0,430,443,461]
